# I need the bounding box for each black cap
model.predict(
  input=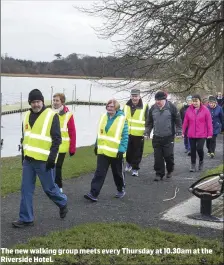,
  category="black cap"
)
[28,89,44,104]
[192,94,202,102]
[155,91,167,100]
[131,89,140,95]
[208,96,217,103]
